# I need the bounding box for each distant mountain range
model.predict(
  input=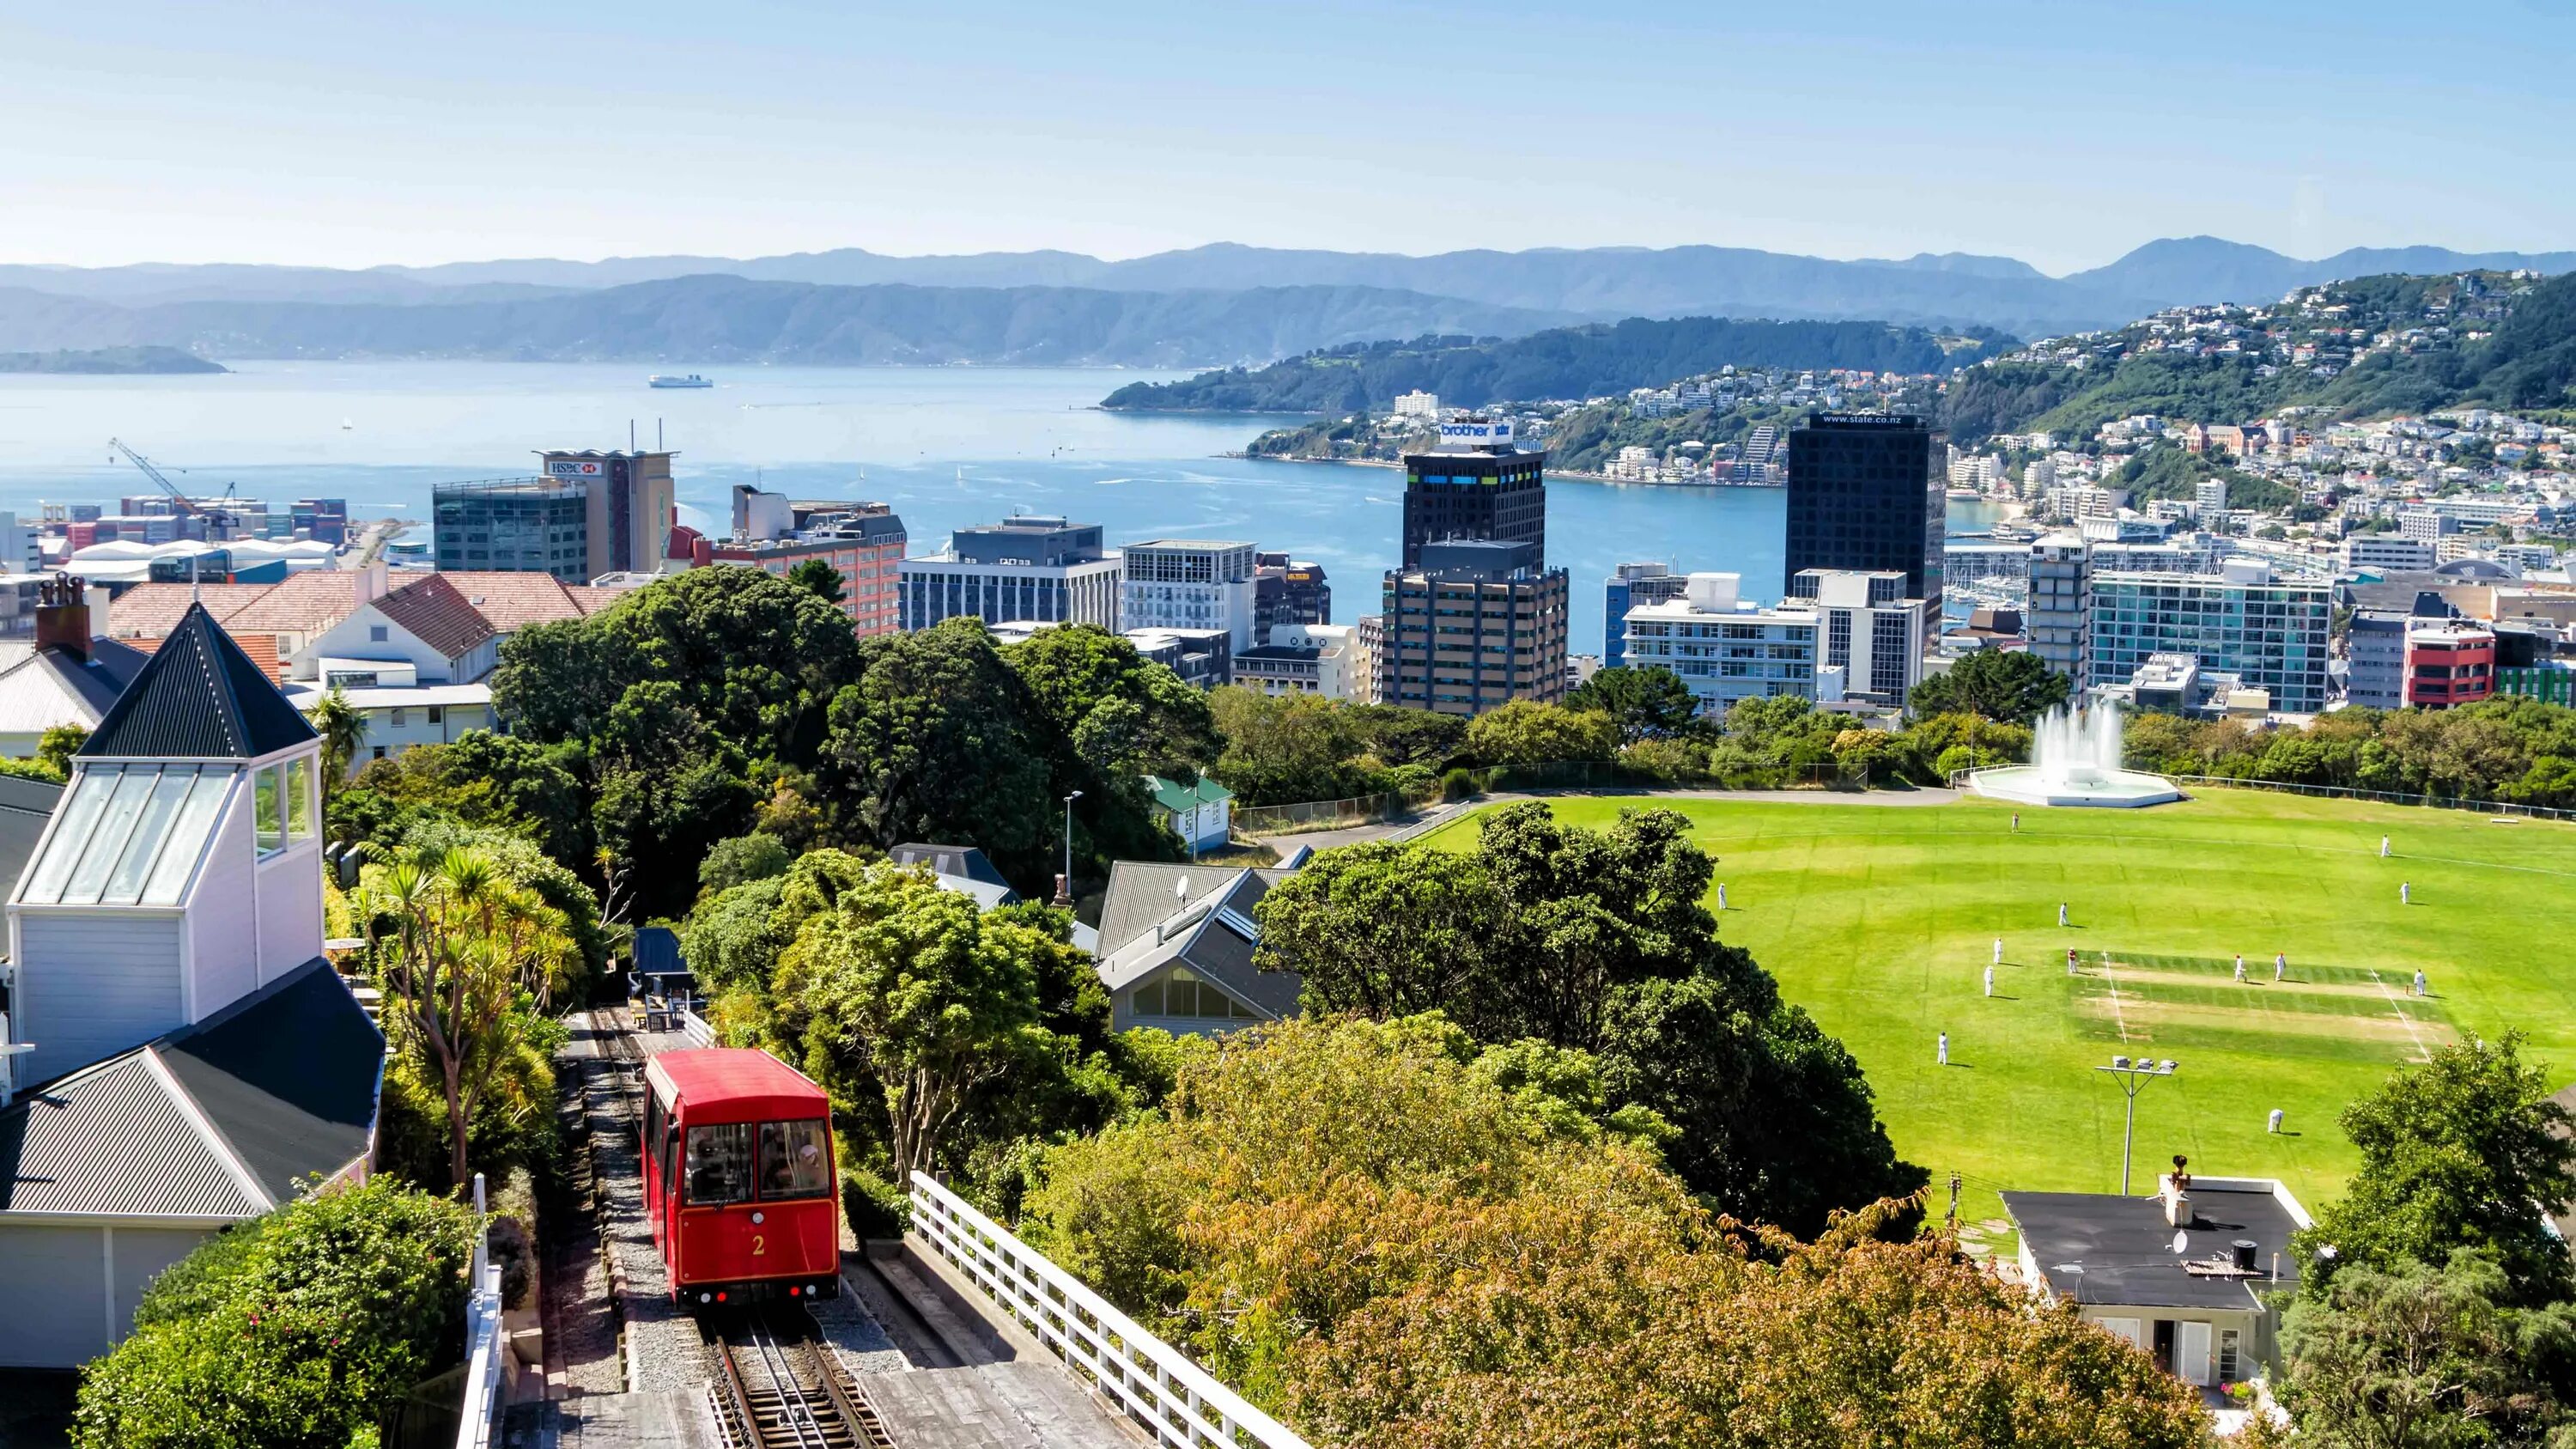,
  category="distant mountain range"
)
[1,237,2569,368]
[14,237,2576,327]
[0,277,1577,368]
